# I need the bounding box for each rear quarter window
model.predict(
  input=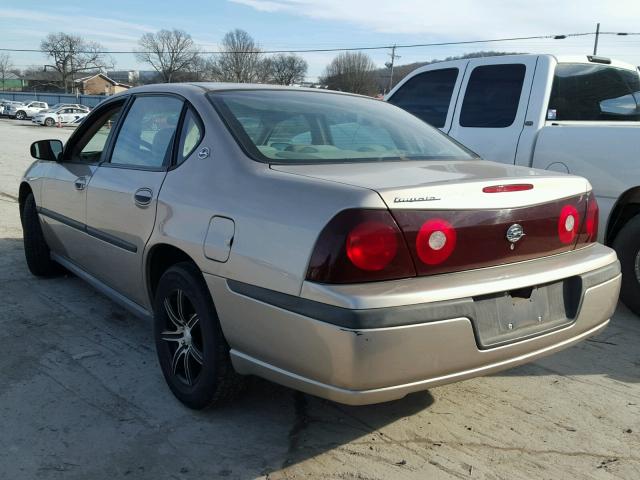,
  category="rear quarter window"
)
[548,64,640,121]
[459,64,526,128]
